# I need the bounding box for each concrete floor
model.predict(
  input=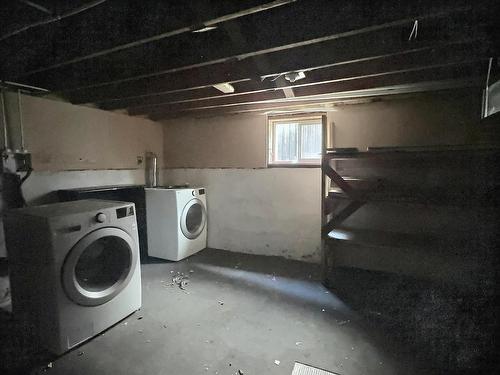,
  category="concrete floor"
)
[1,249,413,375]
